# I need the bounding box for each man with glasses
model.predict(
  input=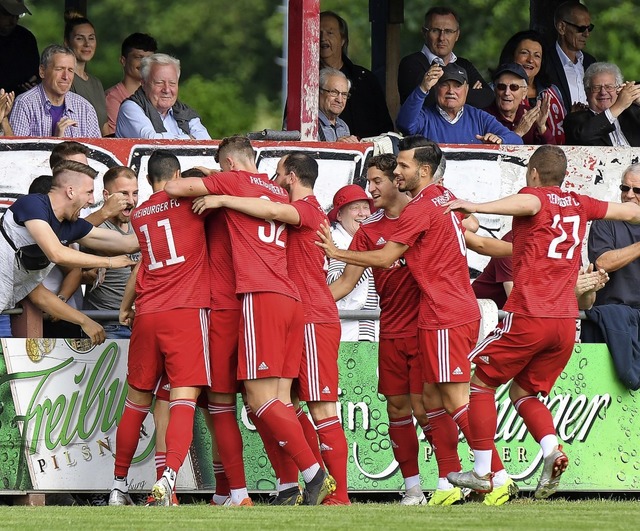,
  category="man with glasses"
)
[398,6,492,108]
[546,1,597,110]
[583,164,640,346]
[317,67,358,143]
[564,62,640,146]
[484,63,556,145]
